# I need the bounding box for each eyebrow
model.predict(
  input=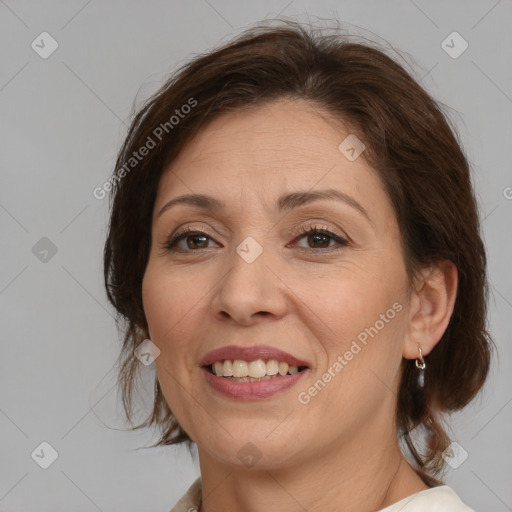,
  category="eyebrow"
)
[157,188,371,222]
